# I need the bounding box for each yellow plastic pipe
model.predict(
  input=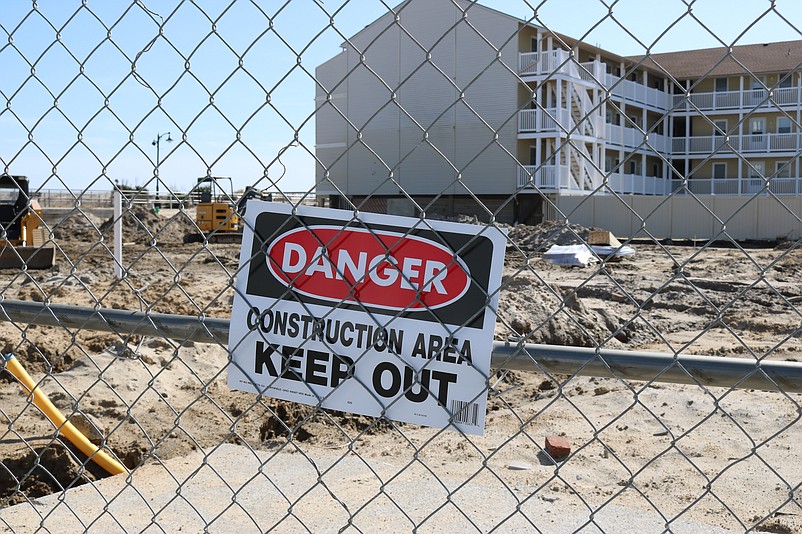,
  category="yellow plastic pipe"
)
[3,353,128,476]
